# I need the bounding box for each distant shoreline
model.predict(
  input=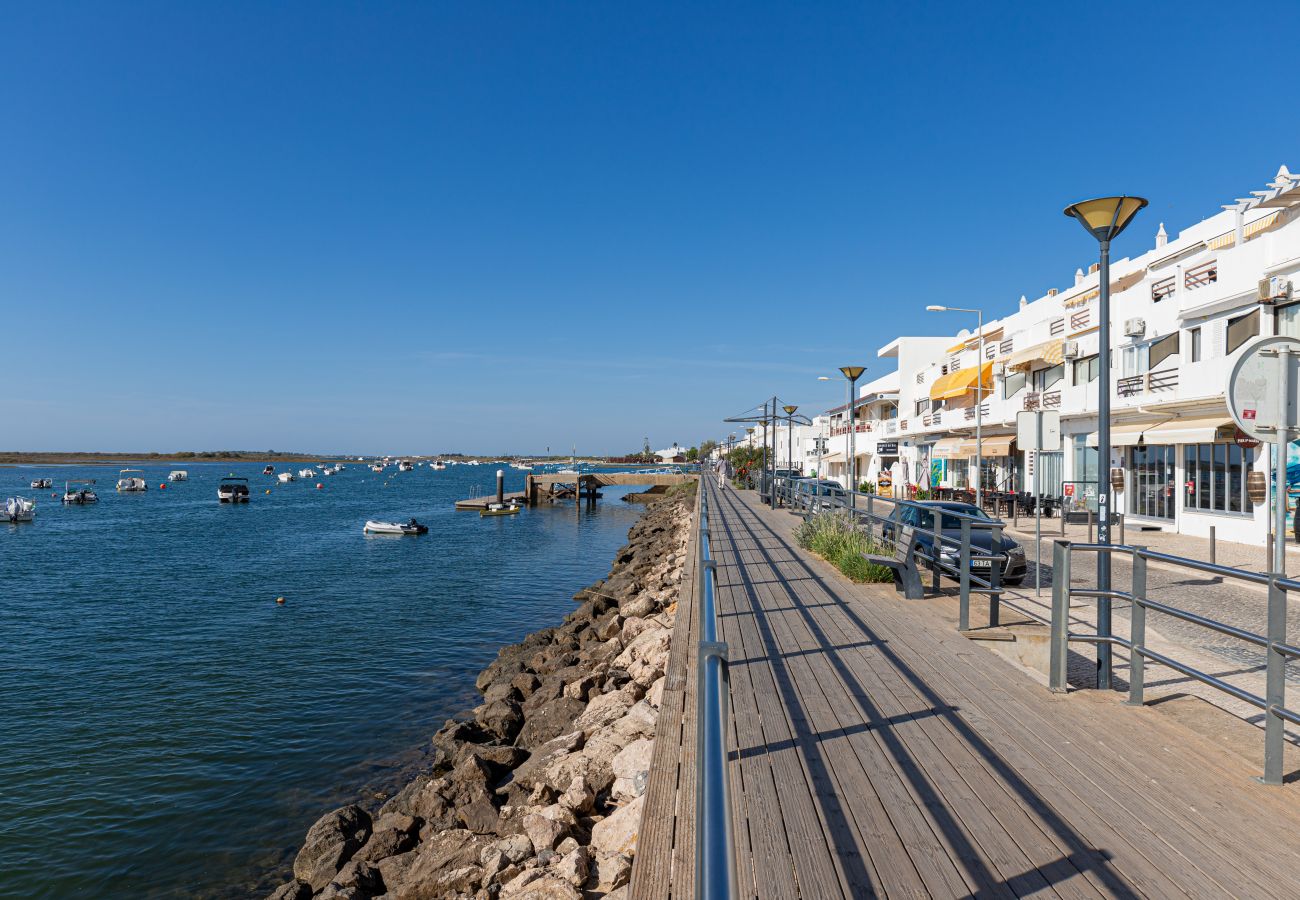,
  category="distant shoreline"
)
[0,452,622,468]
